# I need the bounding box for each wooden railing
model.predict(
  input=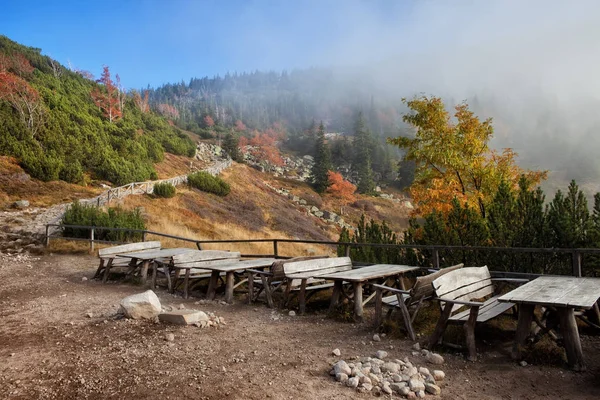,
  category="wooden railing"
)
[45,223,600,278]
